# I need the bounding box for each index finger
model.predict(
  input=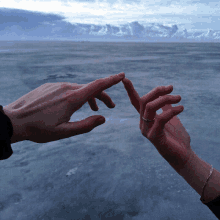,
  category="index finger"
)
[122,77,141,113]
[75,72,125,104]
